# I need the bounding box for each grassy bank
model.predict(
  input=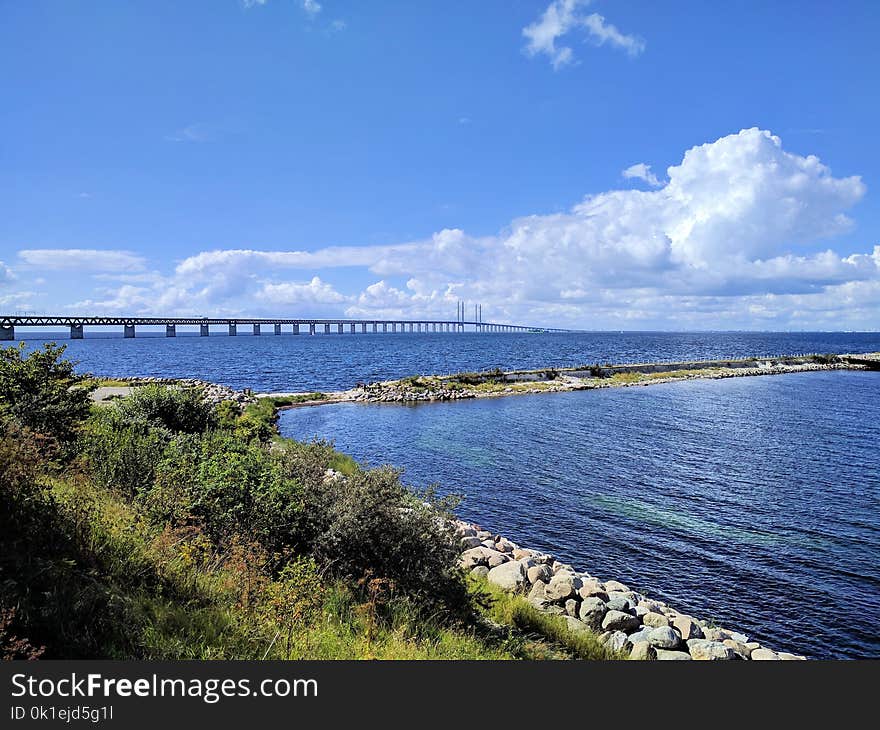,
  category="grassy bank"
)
[0,342,611,660]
